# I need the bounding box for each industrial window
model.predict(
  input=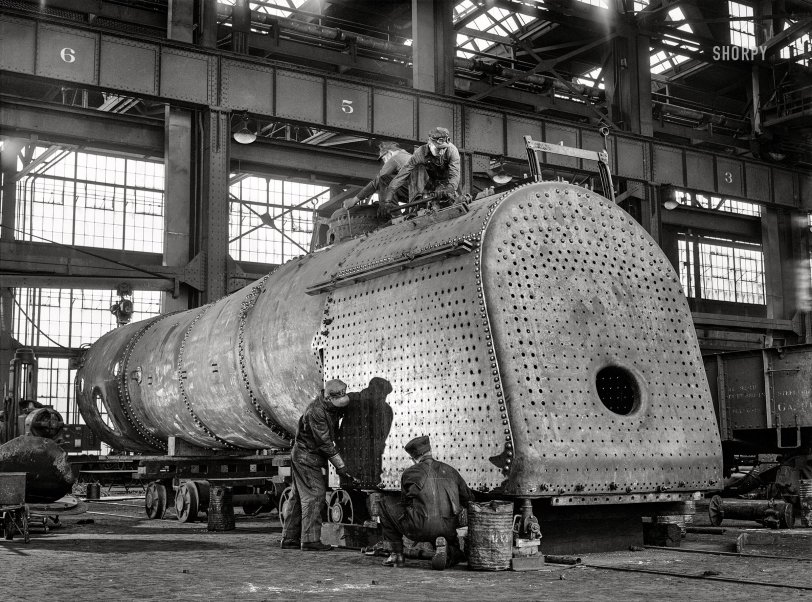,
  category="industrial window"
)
[36,358,80,425]
[780,21,811,68]
[14,145,165,253]
[634,1,650,12]
[11,288,161,348]
[672,190,762,217]
[679,235,765,305]
[229,176,330,264]
[454,3,533,60]
[218,1,307,19]
[729,2,756,49]
[576,0,608,8]
[650,7,696,74]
